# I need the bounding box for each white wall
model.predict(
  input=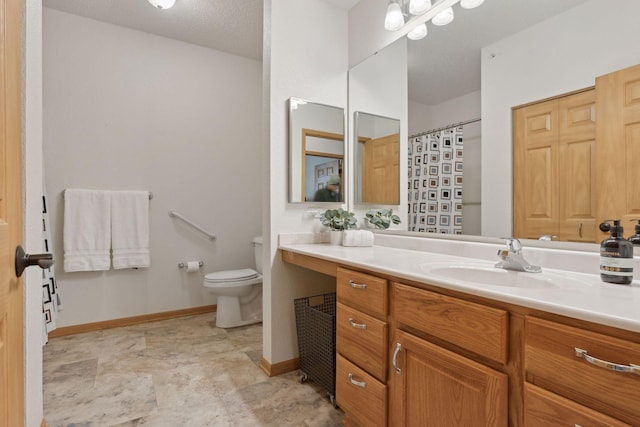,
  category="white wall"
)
[348,38,408,225]
[43,9,263,327]
[25,0,44,424]
[482,0,640,237]
[263,0,348,365]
